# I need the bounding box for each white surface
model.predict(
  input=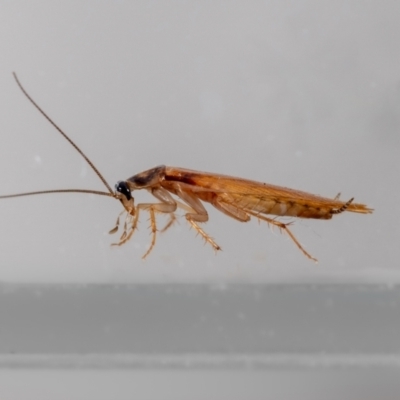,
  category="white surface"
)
[0,2,397,283]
